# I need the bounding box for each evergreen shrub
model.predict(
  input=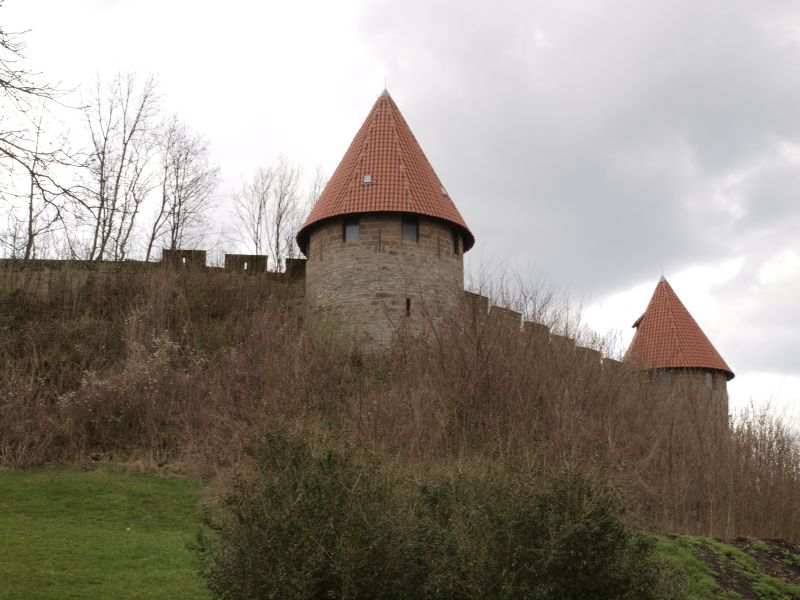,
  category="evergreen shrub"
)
[196,432,671,600]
